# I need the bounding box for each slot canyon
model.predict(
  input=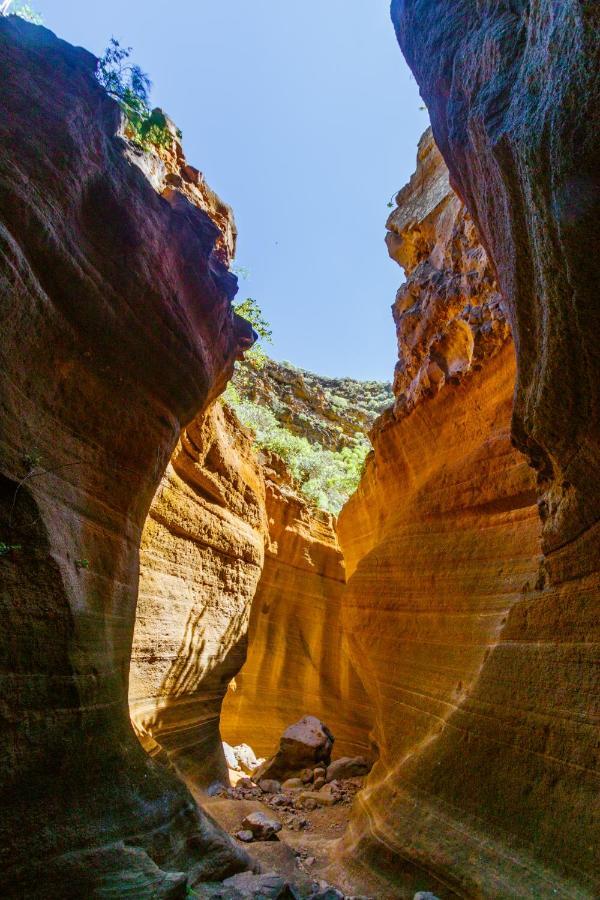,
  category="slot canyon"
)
[0,5,598,899]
